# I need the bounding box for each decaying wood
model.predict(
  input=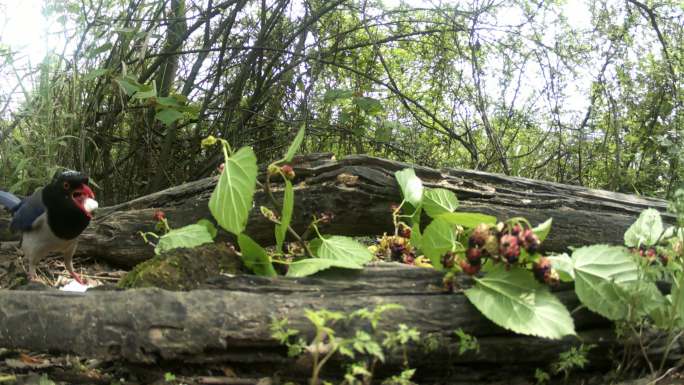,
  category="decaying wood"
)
[0,264,636,381]
[65,153,672,268]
